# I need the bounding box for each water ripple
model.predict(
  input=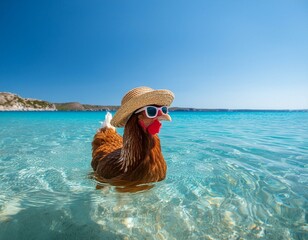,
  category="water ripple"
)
[1,111,307,239]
